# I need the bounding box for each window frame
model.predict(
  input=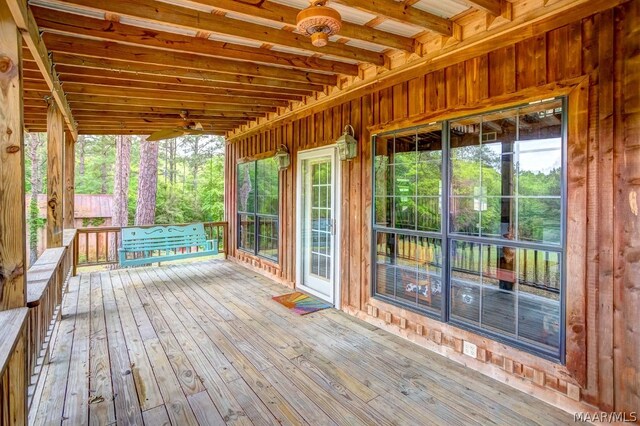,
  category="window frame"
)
[371,97,567,363]
[236,158,280,262]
